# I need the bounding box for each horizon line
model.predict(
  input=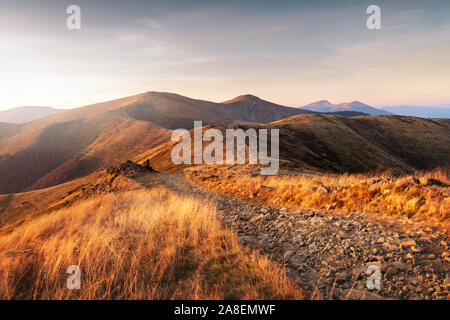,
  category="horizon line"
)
[1,91,450,111]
